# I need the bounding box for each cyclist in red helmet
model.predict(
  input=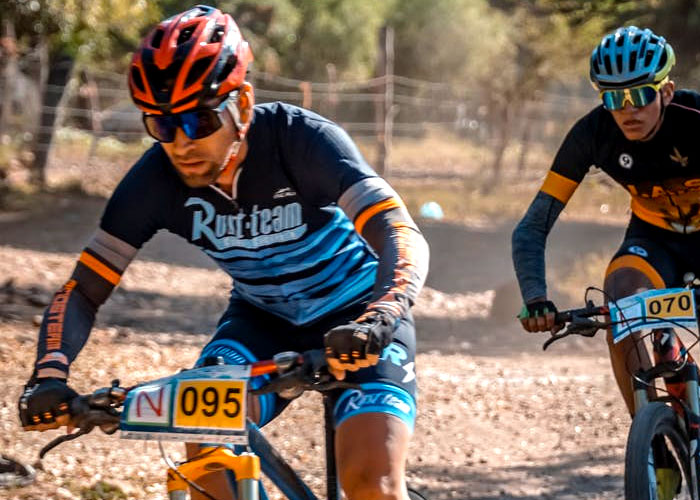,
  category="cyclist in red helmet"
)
[18,6,429,500]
